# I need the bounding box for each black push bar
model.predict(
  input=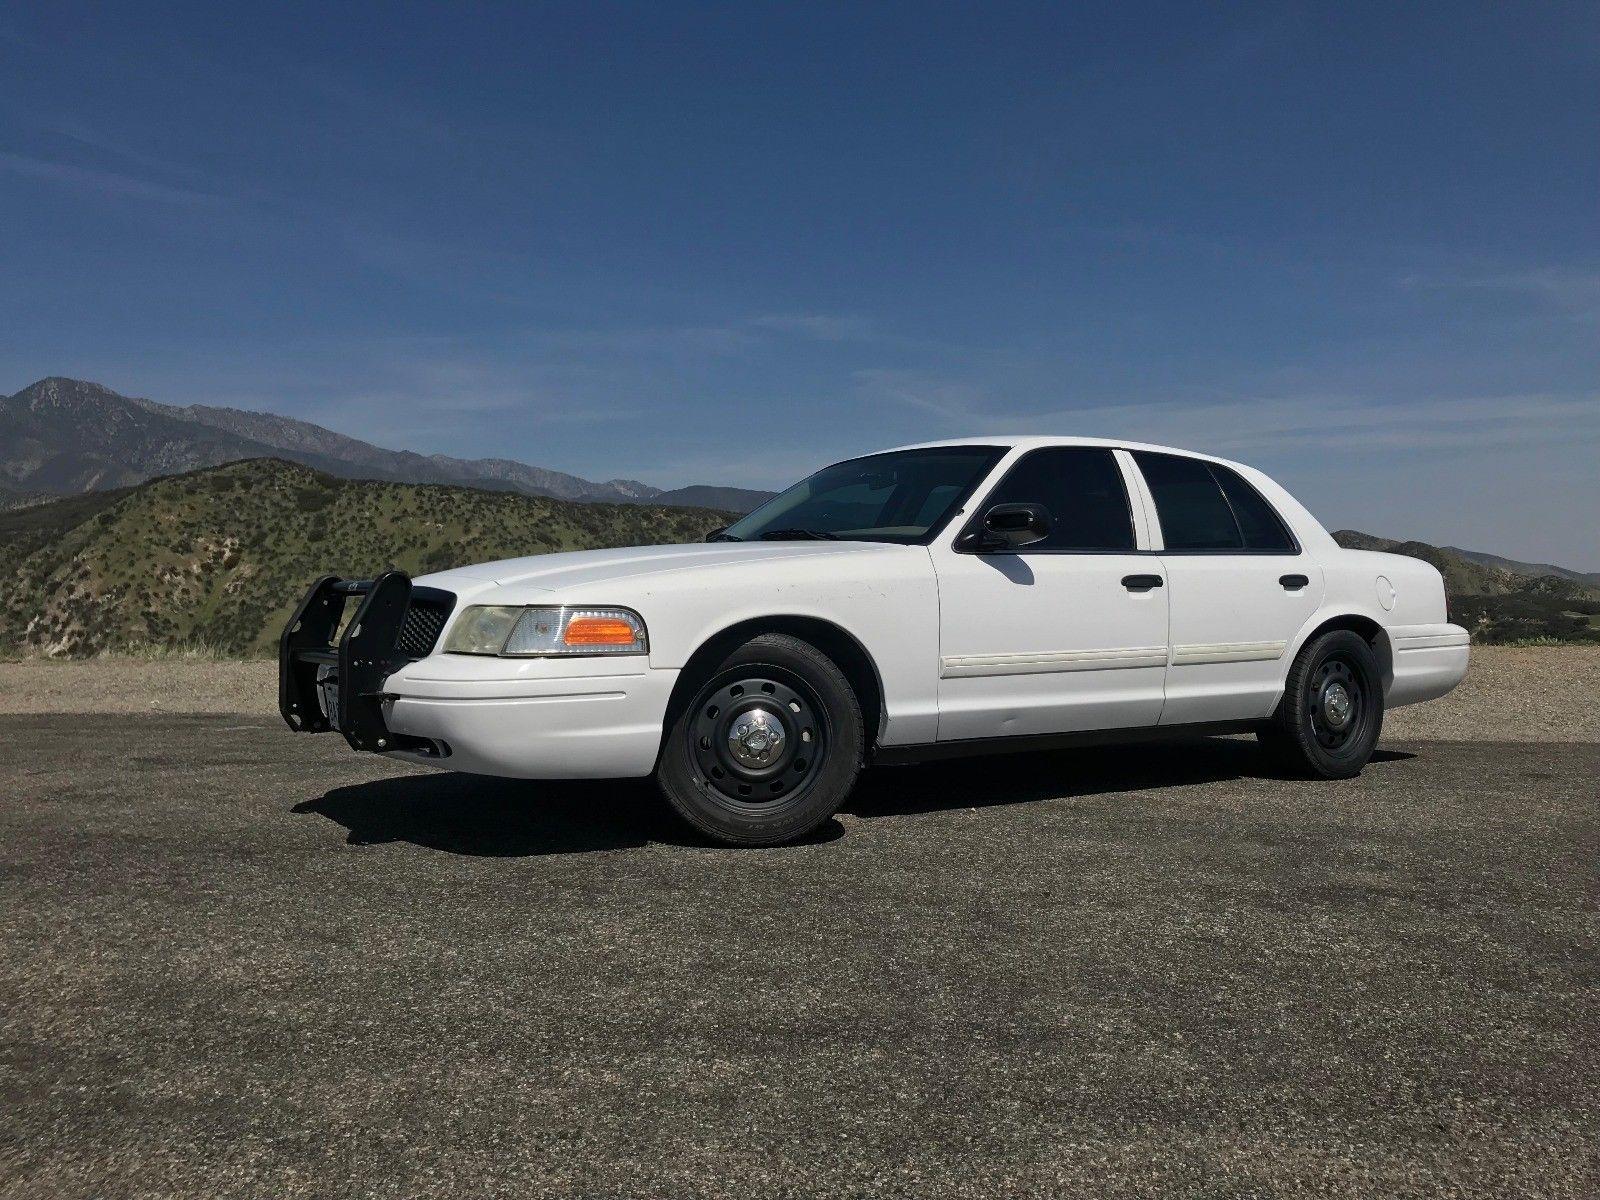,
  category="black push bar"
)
[278,570,453,753]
